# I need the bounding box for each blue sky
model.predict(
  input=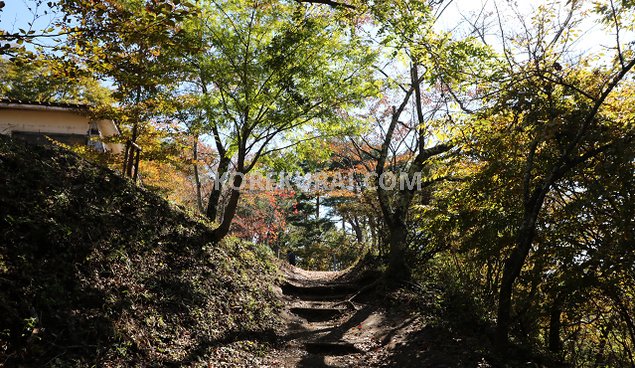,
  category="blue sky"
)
[0,0,616,53]
[1,0,58,34]
[1,1,69,52]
